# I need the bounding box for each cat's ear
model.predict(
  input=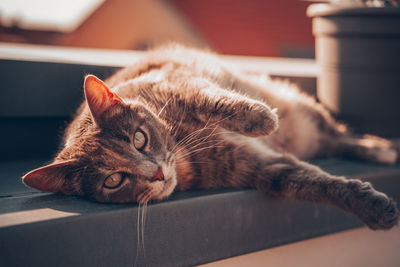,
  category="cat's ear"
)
[22,160,78,195]
[84,75,123,120]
